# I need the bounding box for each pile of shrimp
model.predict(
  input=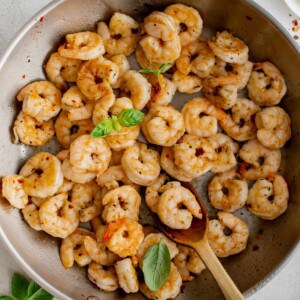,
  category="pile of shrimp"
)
[1,3,292,299]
